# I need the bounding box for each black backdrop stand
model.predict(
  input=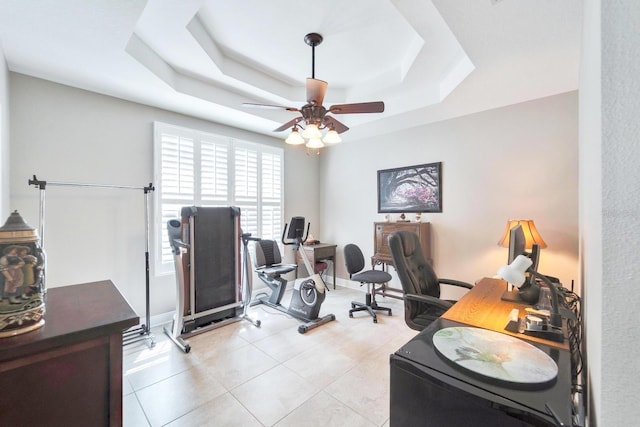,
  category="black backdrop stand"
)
[29,175,156,348]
